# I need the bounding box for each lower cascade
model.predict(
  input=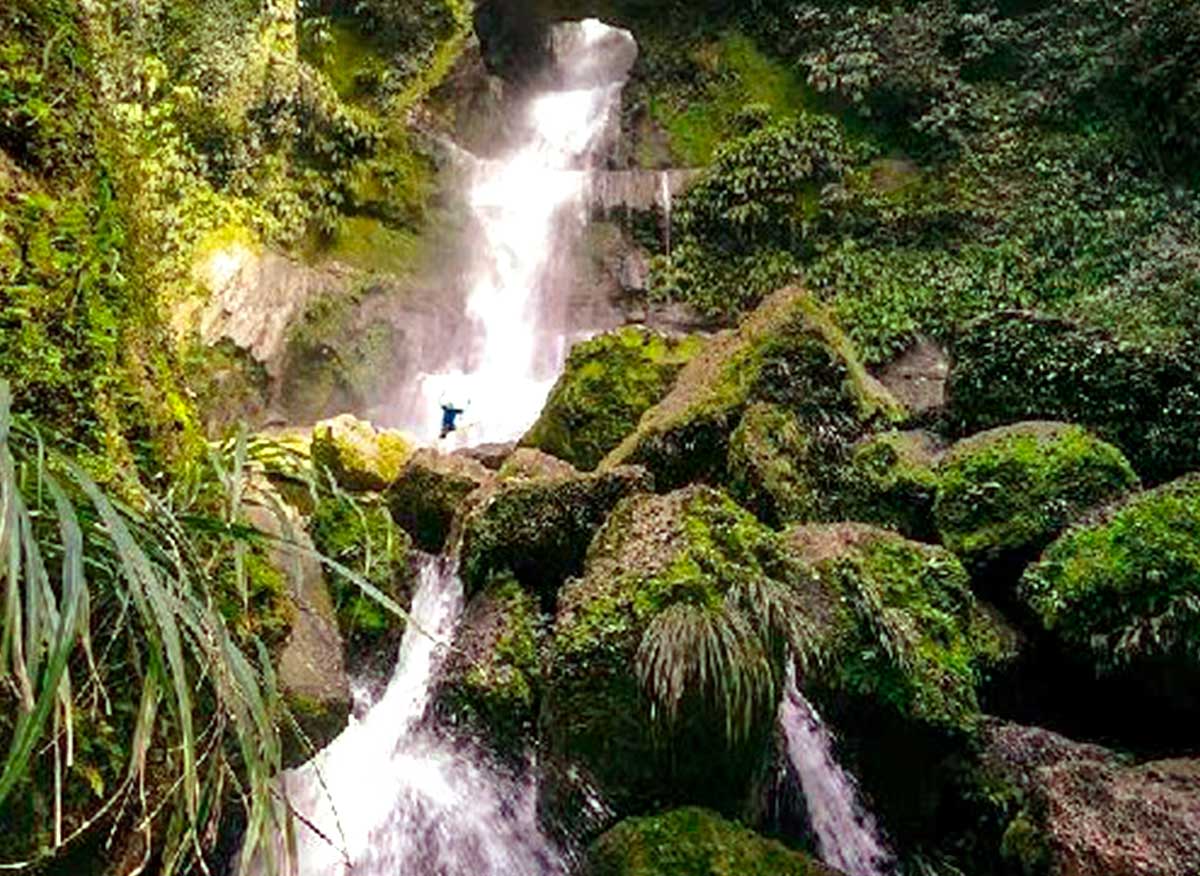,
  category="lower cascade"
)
[261,556,566,876]
[778,665,894,876]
